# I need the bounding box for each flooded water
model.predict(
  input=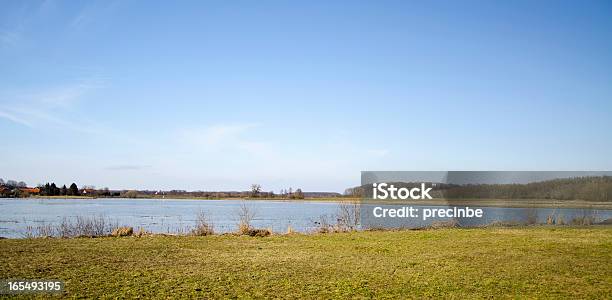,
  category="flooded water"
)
[0,198,610,238]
